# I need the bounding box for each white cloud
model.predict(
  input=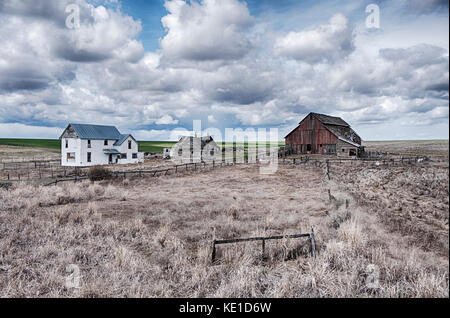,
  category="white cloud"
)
[274,13,354,63]
[155,114,179,125]
[160,0,254,61]
[0,0,448,141]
